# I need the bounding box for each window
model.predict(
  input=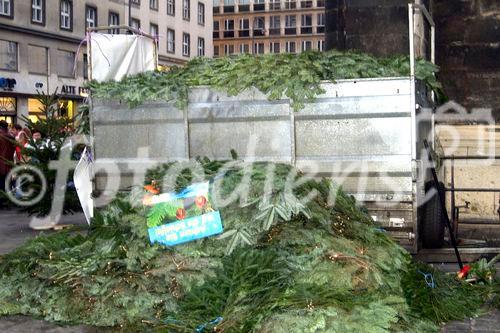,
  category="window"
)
[285,15,296,35]
[60,0,72,30]
[131,18,140,29]
[28,98,45,122]
[0,0,12,17]
[131,0,140,4]
[253,16,265,37]
[223,0,234,13]
[270,42,280,53]
[301,40,312,51]
[270,0,280,10]
[214,45,219,57]
[253,42,264,54]
[197,37,205,56]
[284,0,296,9]
[83,54,88,79]
[269,16,280,35]
[108,12,120,34]
[285,41,296,53]
[85,5,97,28]
[317,13,325,33]
[167,29,175,53]
[301,0,312,8]
[213,20,220,39]
[150,23,158,37]
[224,19,234,38]
[183,0,190,20]
[0,97,16,116]
[31,0,44,24]
[238,0,249,12]
[0,40,18,71]
[150,0,158,10]
[167,0,175,15]
[198,2,205,25]
[213,0,219,14]
[28,45,48,74]
[224,44,234,55]
[253,0,264,11]
[239,18,249,37]
[239,44,249,54]
[301,14,312,34]
[57,50,75,78]
[317,40,324,51]
[182,33,190,56]
[316,0,324,7]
